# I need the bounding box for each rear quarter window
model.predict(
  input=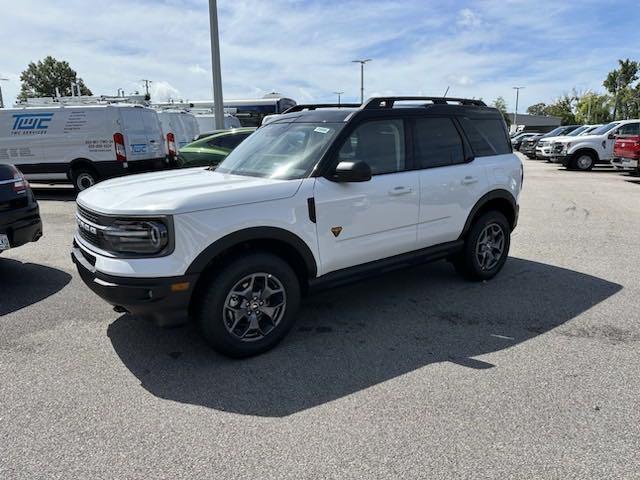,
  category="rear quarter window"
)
[460,116,511,156]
